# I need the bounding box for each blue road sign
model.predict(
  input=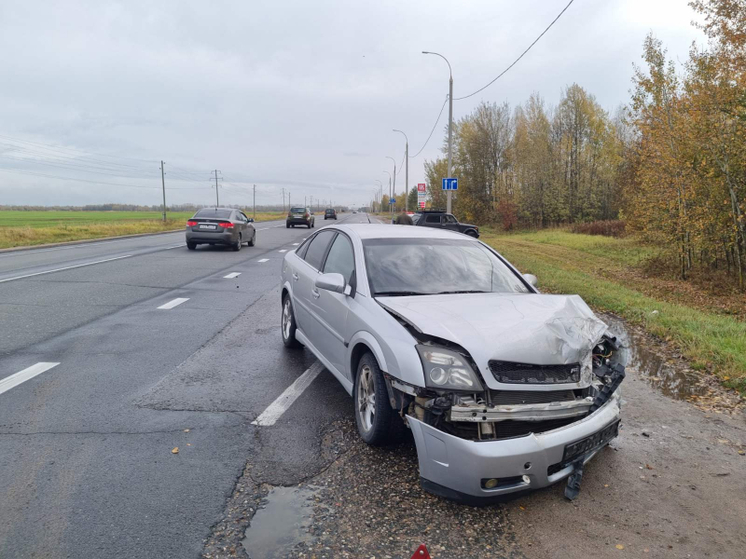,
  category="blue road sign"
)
[389,198,395,204]
[442,177,458,191]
